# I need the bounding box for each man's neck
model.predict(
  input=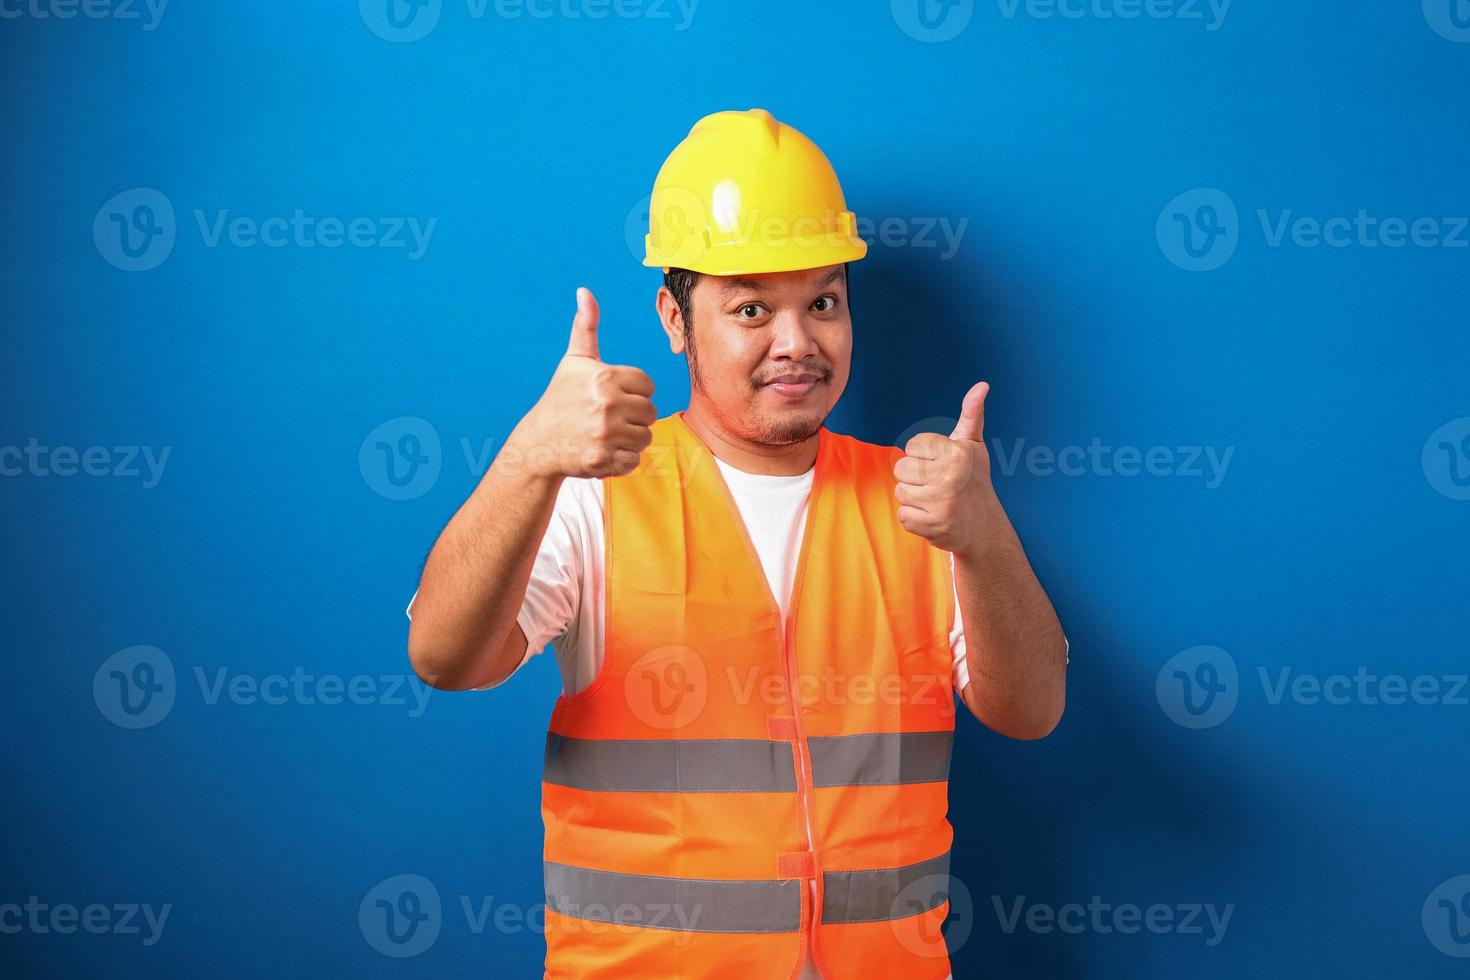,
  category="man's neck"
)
[680,402,819,476]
